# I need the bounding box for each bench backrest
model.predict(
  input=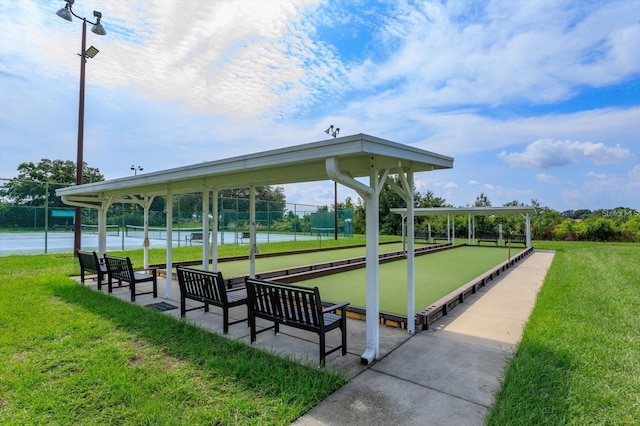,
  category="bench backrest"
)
[245,278,323,329]
[176,267,228,303]
[104,255,134,281]
[77,250,101,274]
[190,232,203,240]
